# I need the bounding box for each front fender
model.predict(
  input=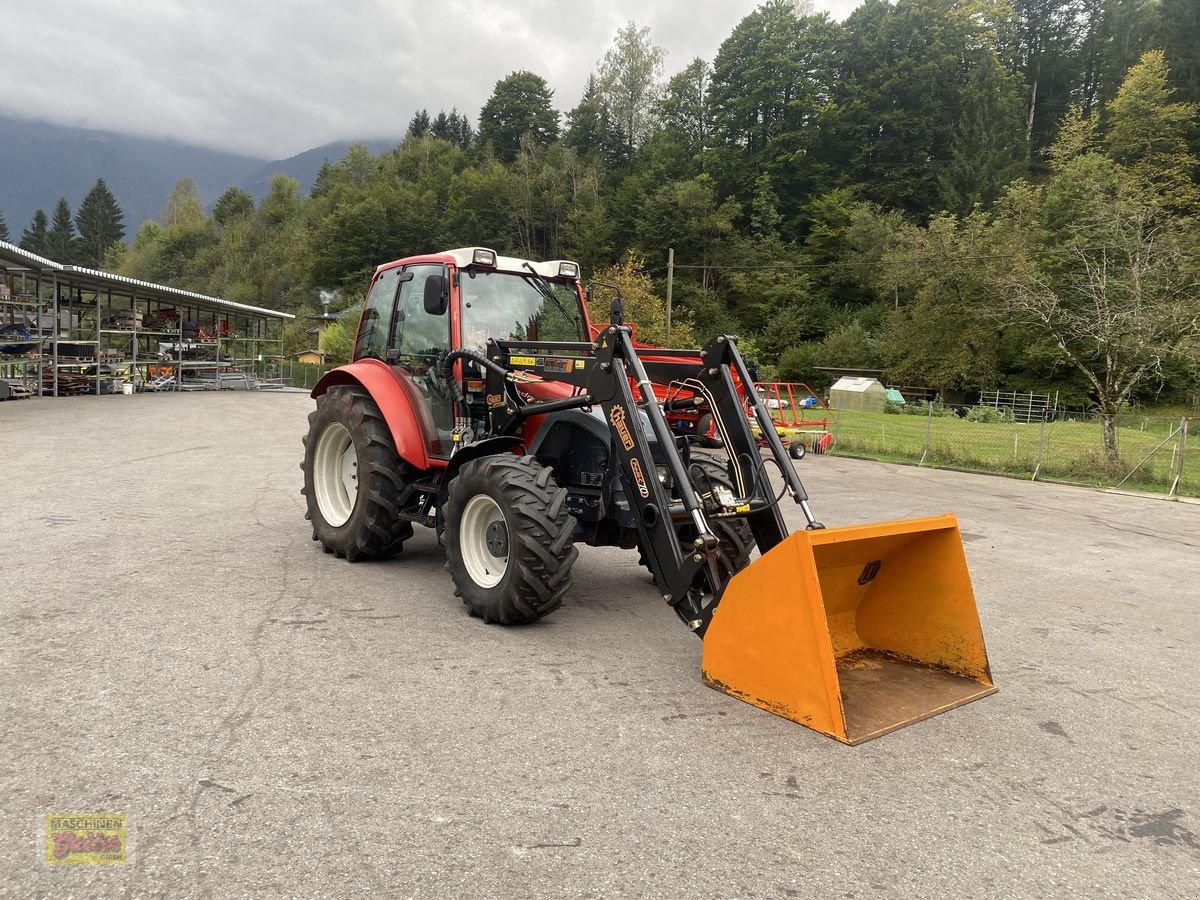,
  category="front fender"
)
[312,359,443,471]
